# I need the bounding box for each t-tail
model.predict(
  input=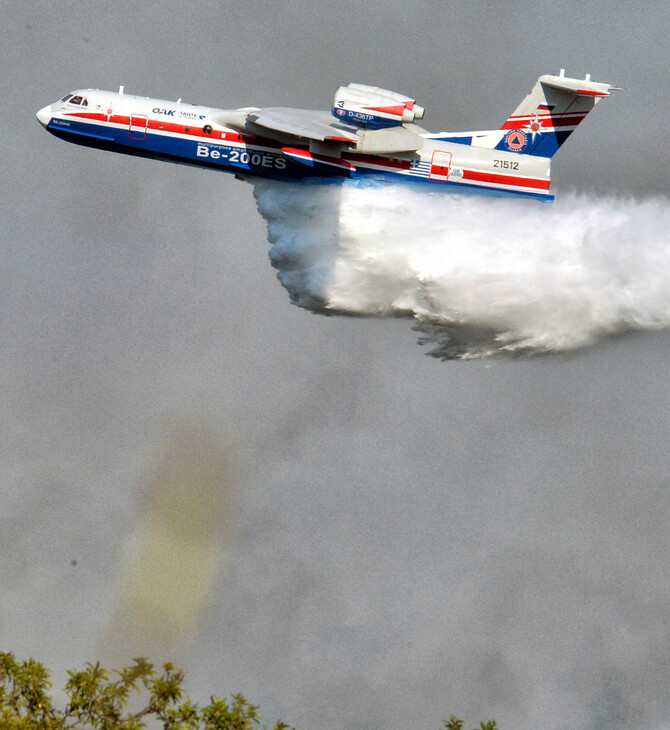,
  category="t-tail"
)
[467,71,614,158]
